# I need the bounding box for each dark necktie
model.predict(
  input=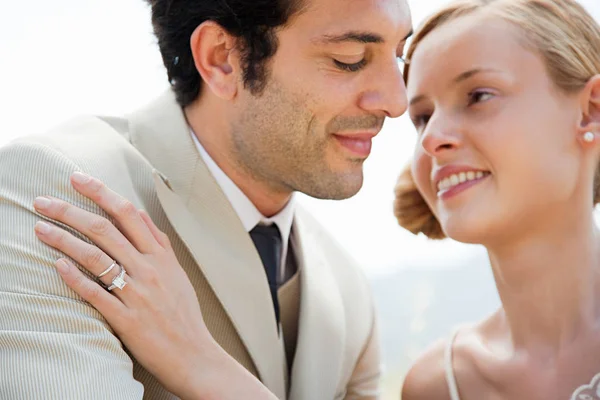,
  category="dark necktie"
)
[249,224,282,327]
